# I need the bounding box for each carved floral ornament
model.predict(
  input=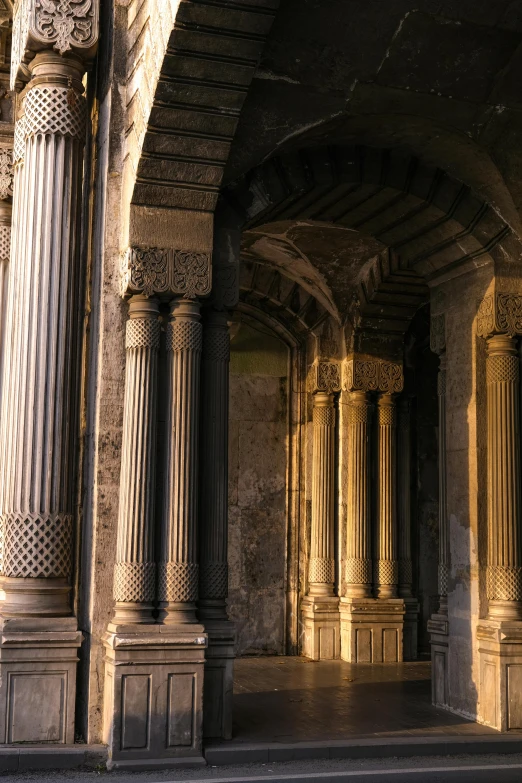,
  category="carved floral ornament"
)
[11,0,99,88]
[120,246,212,300]
[308,361,342,394]
[343,358,404,393]
[477,293,522,338]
